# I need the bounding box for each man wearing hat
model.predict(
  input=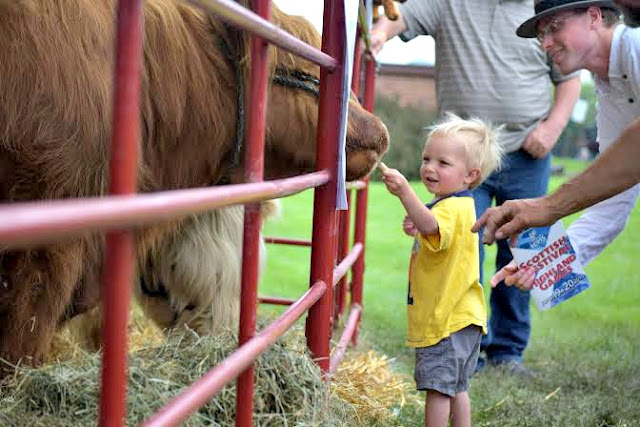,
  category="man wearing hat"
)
[473,0,640,244]
[370,1,581,378]
[477,1,640,290]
